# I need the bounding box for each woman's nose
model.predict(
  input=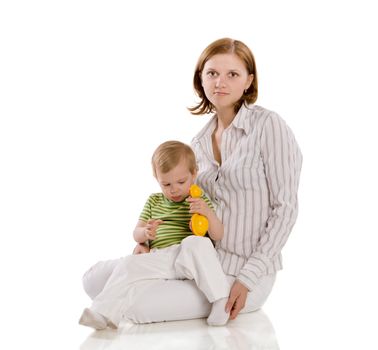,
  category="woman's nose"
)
[215,75,226,88]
